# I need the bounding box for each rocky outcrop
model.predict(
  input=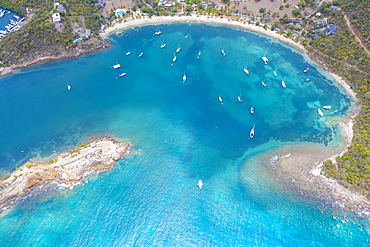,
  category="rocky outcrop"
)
[0,136,132,214]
